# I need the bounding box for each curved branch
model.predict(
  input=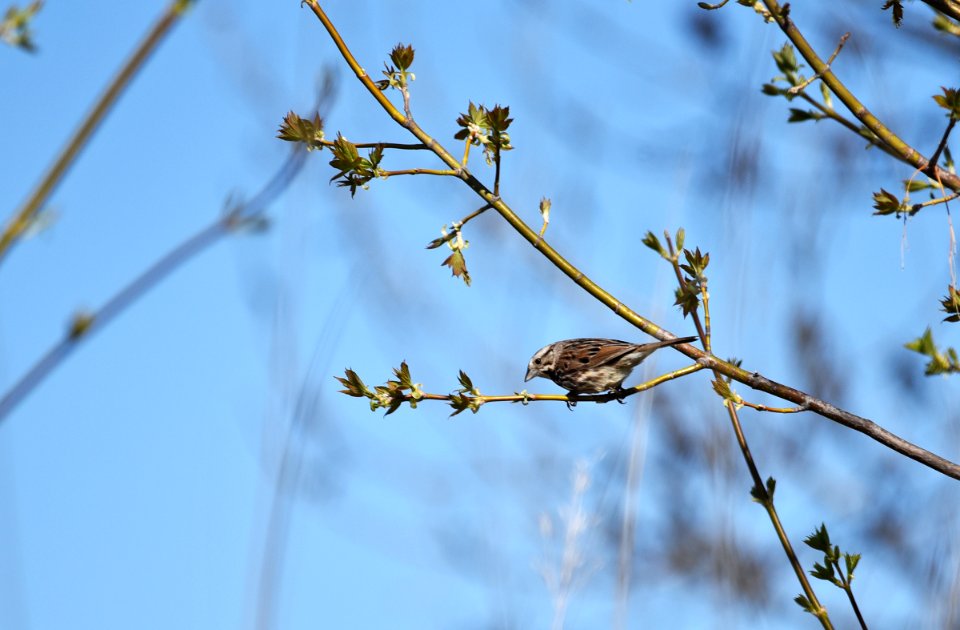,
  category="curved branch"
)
[303,1,960,482]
